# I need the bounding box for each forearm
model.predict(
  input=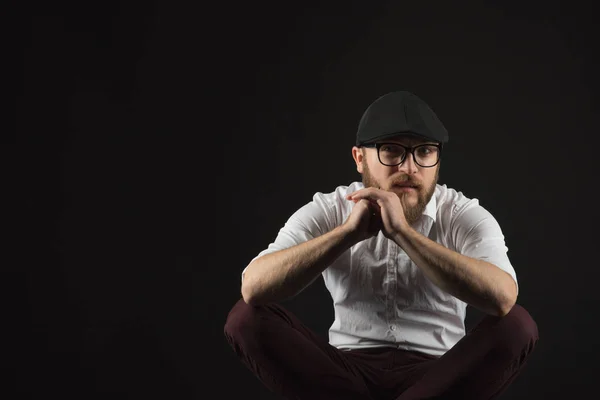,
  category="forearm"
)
[241,225,356,305]
[394,227,517,316]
